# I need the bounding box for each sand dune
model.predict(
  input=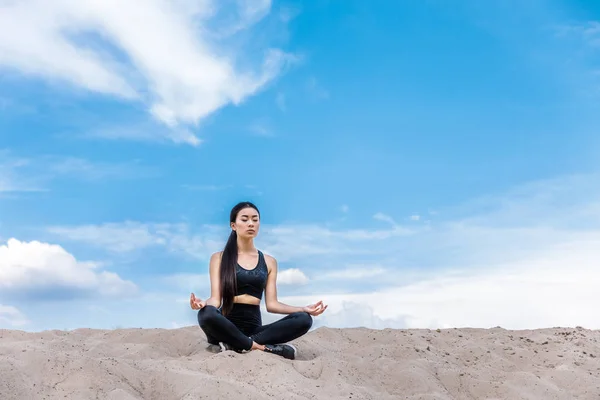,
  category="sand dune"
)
[1,325,599,399]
